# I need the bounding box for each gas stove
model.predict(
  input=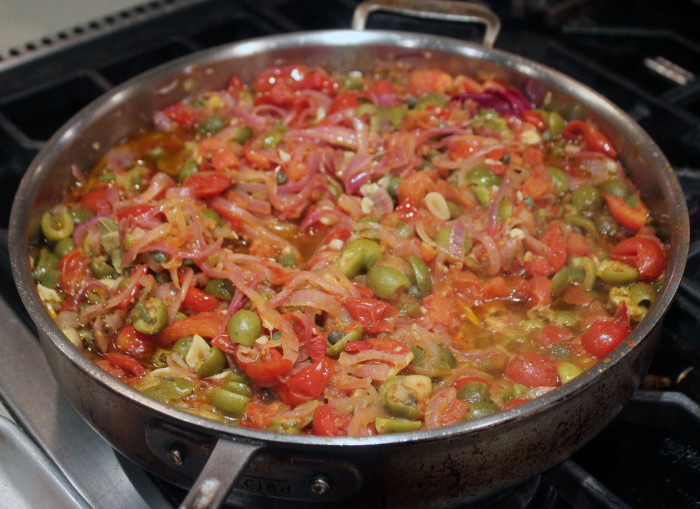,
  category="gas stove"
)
[0,1,699,508]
